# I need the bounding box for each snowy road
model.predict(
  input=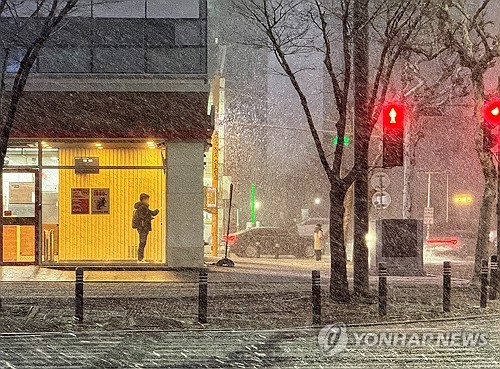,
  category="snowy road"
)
[0,315,498,368]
